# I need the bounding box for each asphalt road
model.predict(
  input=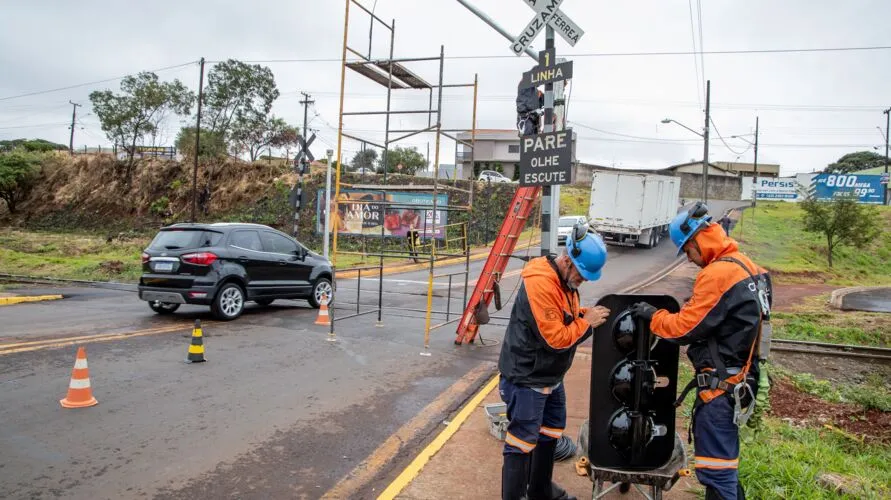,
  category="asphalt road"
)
[0,200,744,499]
